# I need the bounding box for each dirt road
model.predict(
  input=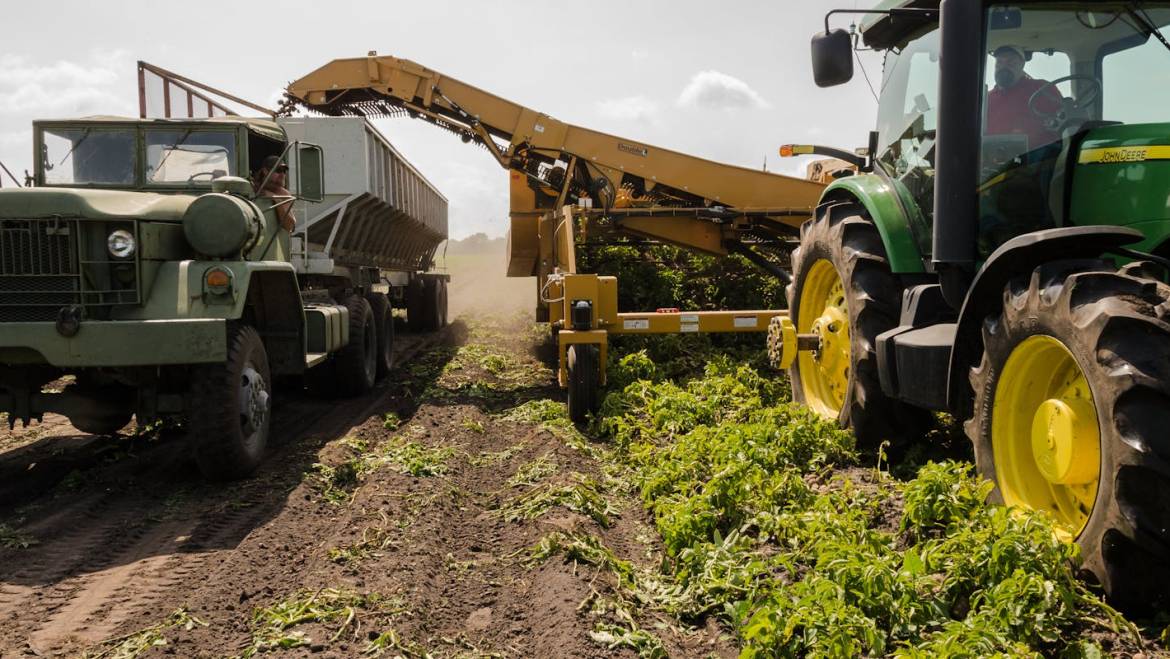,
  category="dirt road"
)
[0,315,727,658]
